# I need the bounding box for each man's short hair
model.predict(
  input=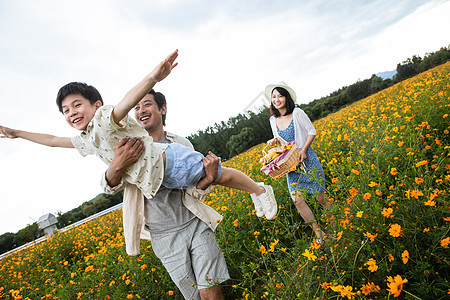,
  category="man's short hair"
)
[56,82,103,113]
[148,89,167,126]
